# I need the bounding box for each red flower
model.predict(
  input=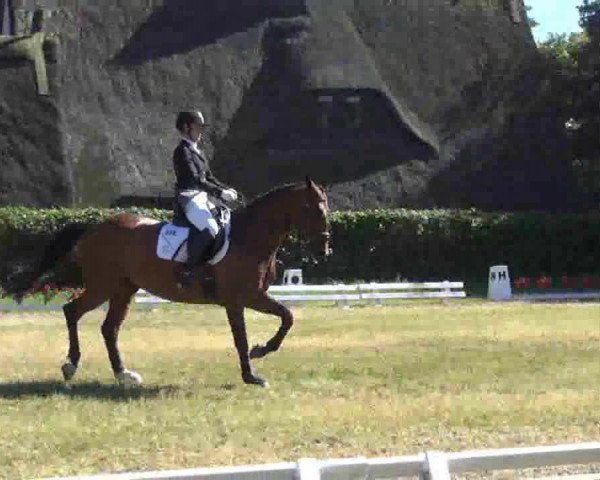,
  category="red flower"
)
[536,276,552,289]
[582,275,600,289]
[514,277,531,289]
